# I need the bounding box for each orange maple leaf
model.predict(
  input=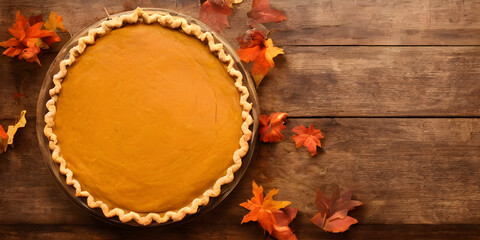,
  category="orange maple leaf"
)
[259,112,287,143]
[199,0,233,32]
[240,181,297,240]
[236,29,284,86]
[0,10,61,65]
[248,0,286,23]
[292,125,324,156]
[311,188,362,233]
